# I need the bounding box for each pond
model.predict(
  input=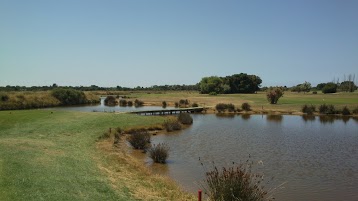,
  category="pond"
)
[48,97,173,112]
[143,114,358,201]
